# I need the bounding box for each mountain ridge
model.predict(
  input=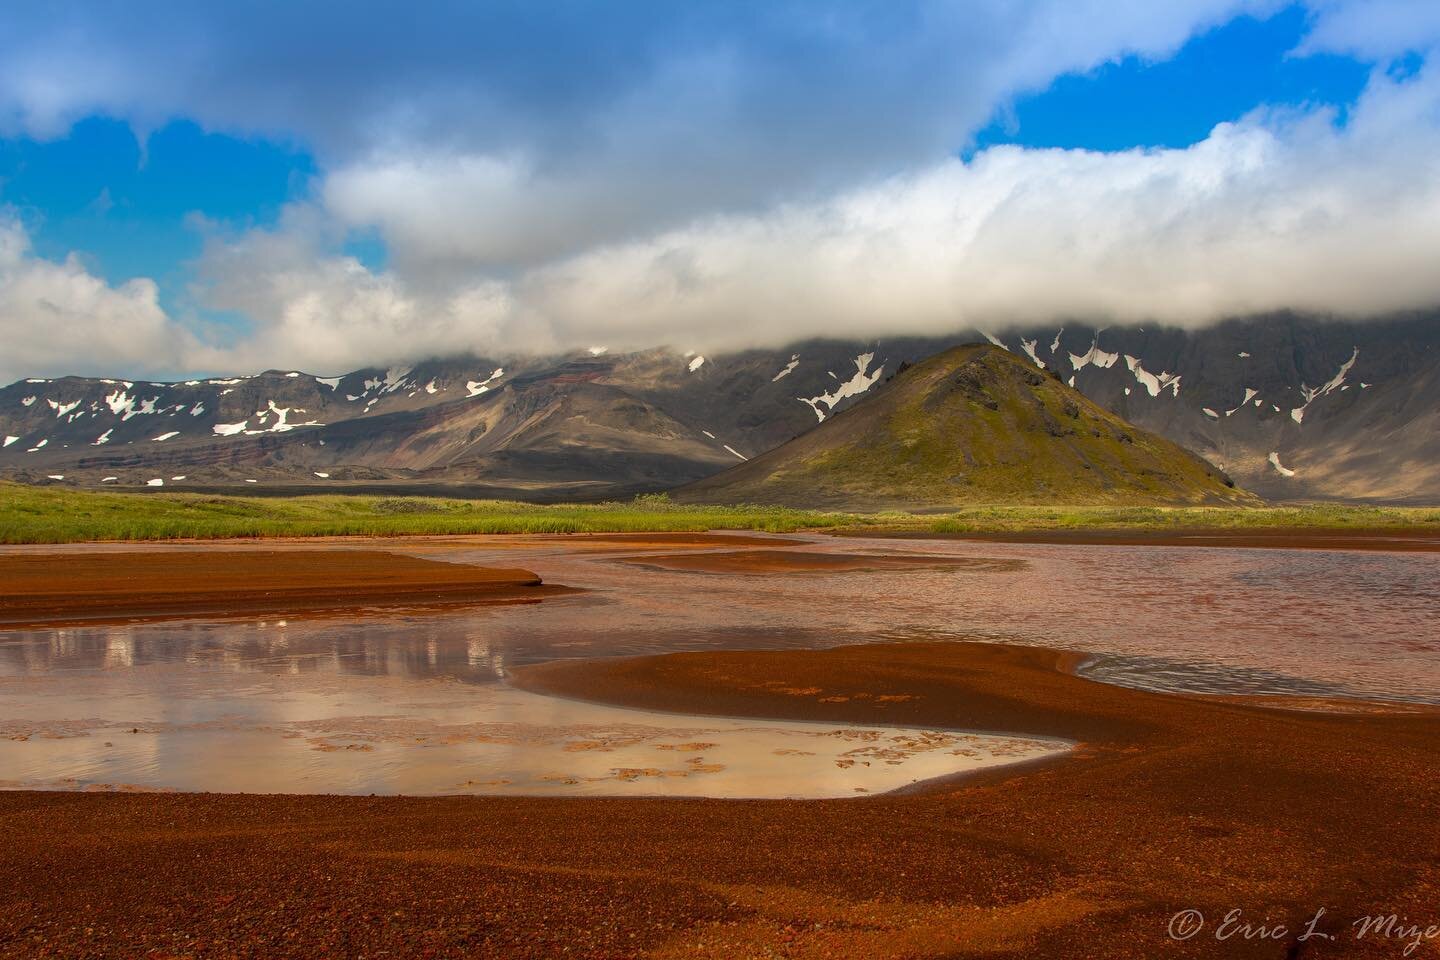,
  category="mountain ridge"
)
[3,311,1437,502]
